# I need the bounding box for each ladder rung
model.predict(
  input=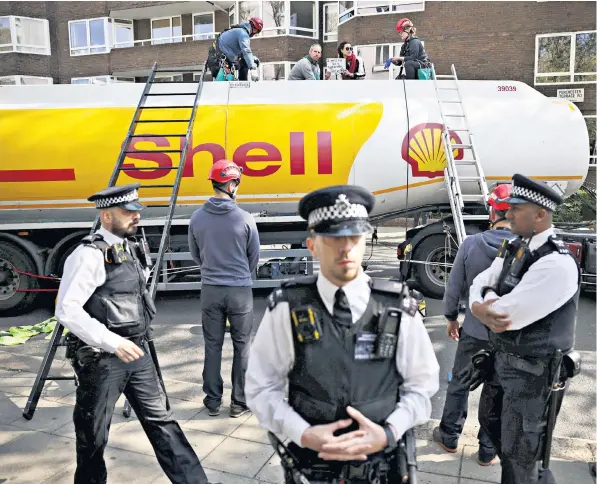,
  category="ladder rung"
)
[461,194,486,201]
[135,119,191,123]
[438,87,459,90]
[463,215,490,221]
[446,128,469,132]
[129,133,187,137]
[124,149,183,153]
[120,166,180,171]
[444,114,466,117]
[150,80,201,84]
[145,93,198,96]
[454,160,478,165]
[458,176,483,182]
[449,144,473,149]
[440,100,463,104]
[139,184,176,189]
[140,106,195,109]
